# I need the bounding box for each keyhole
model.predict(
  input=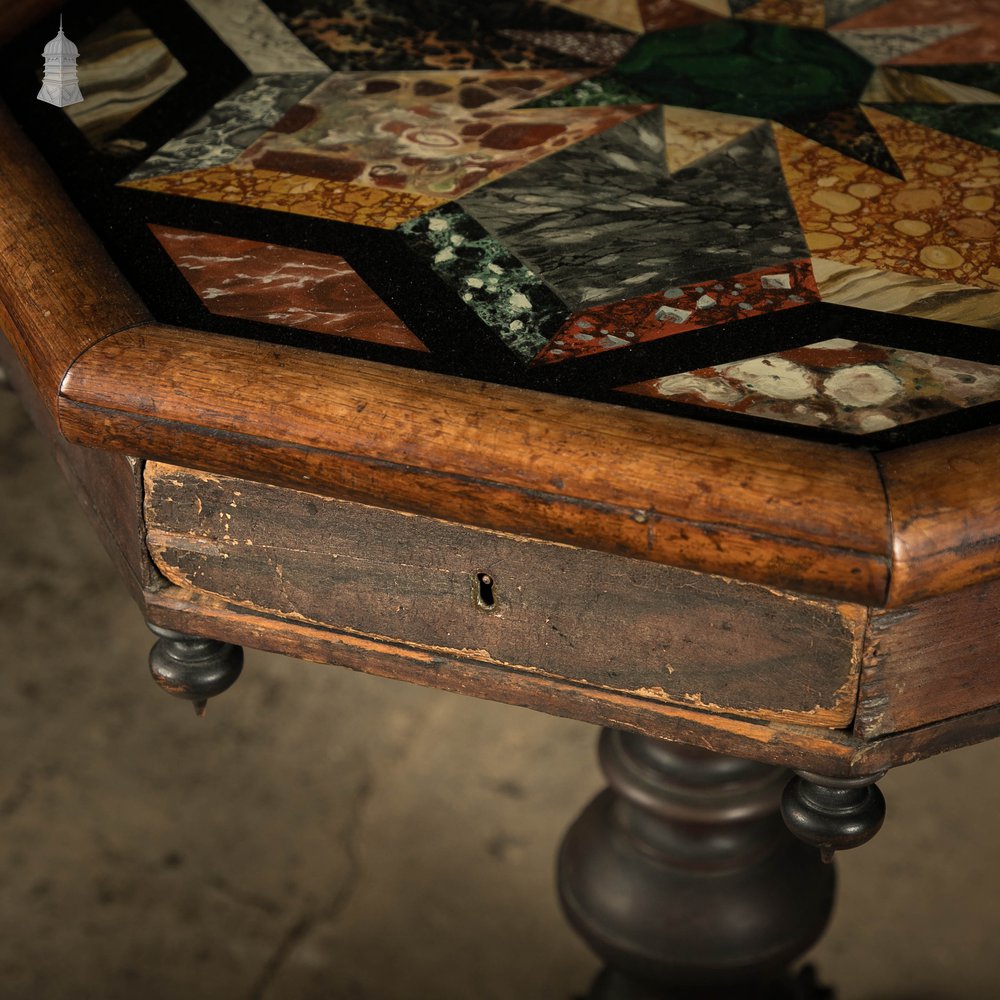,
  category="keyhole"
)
[476,573,496,611]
